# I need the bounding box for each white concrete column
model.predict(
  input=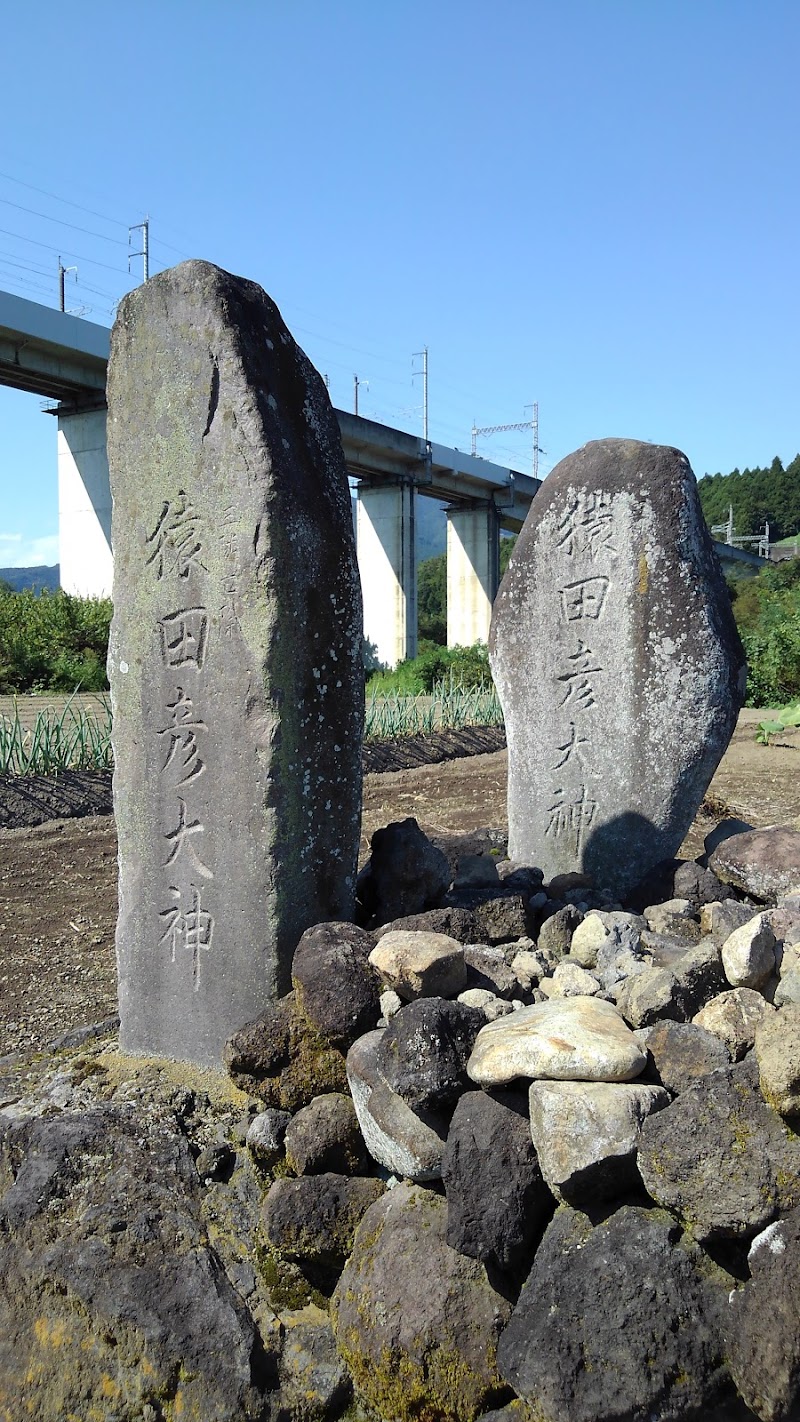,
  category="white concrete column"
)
[57,406,113,596]
[446,501,500,647]
[356,481,417,668]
